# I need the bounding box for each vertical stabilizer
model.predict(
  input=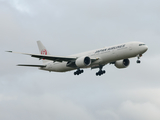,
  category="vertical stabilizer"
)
[37,41,51,64]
